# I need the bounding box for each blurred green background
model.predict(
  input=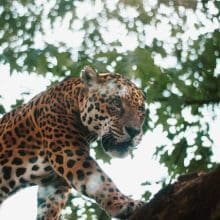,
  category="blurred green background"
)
[0,0,219,219]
